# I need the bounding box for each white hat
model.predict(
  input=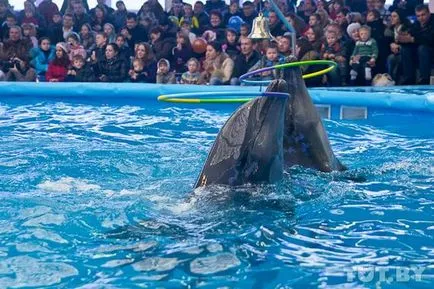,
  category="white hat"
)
[346,23,361,36]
